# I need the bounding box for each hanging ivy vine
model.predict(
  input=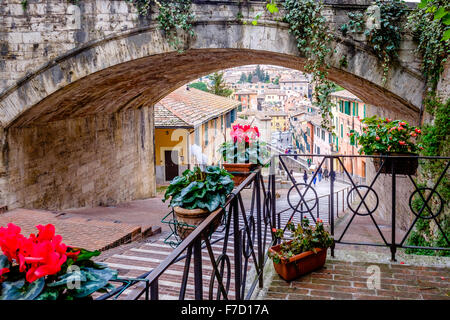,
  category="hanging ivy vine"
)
[404,0,450,257]
[282,0,336,132]
[408,0,449,92]
[126,0,194,52]
[340,0,408,84]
